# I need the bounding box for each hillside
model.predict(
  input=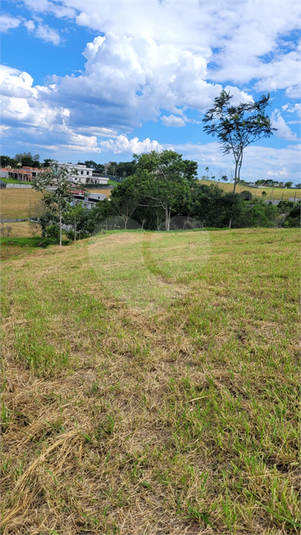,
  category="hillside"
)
[199,179,300,201]
[1,228,300,534]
